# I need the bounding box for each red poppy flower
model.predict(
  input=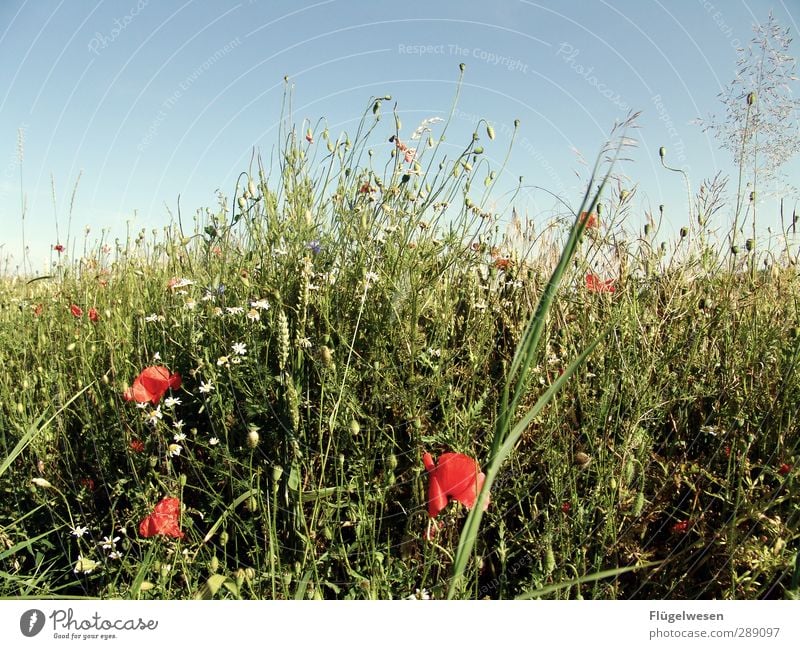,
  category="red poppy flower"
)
[79,477,95,491]
[33,304,43,317]
[123,366,181,404]
[139,497,184,539]
[561,501,571,513]
[586,273,615,293]
[359,182,373,194]
[778,463,792,476]
[579,211,597,229]
[54,243,65,253]
[70,304,83,317]
[494,257,513,271]
[422,451,488,518]
[671,520,690,534]
[305,129,314,144]
[130,439,145,453]
[88,307,99,323]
